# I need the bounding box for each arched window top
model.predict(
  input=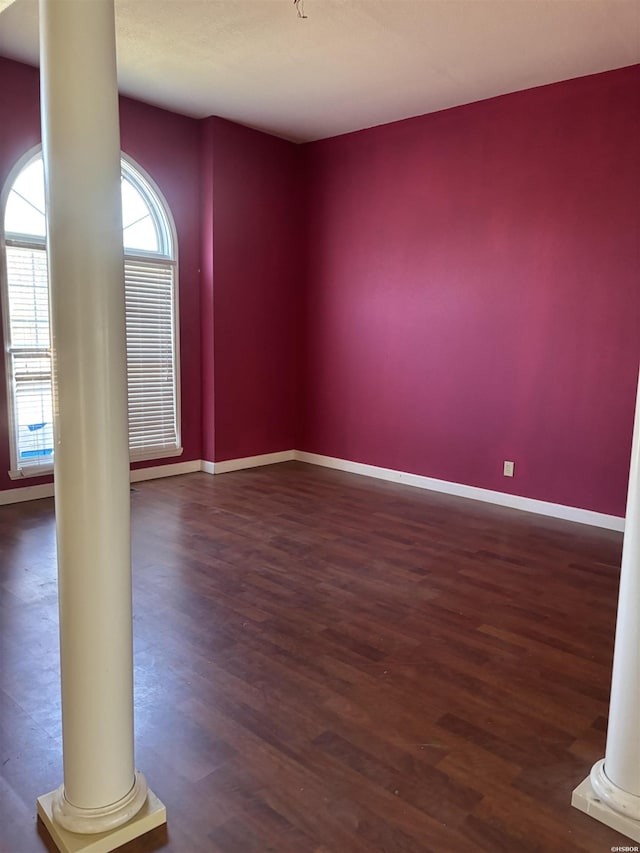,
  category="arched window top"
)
[4,156,46,240]
[4,150,174,259]
[120,156,173,258]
